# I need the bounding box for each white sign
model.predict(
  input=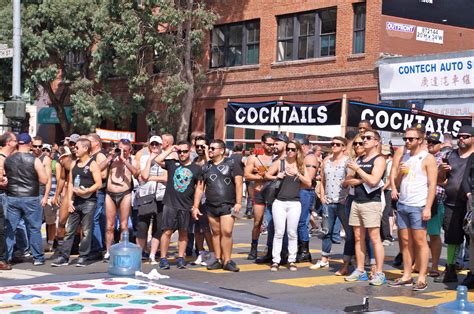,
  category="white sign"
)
[379,55,474,100]
[96,128,136,143]
[386,22,415,33]
[0,48,13,59]
[416,26,444,44]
